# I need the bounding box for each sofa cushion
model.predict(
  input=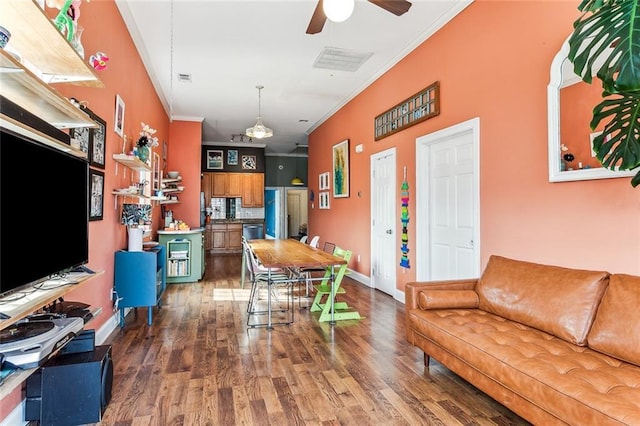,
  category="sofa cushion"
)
[588,274,640,367]
[476,255,609,345]
[417,290,479,310]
